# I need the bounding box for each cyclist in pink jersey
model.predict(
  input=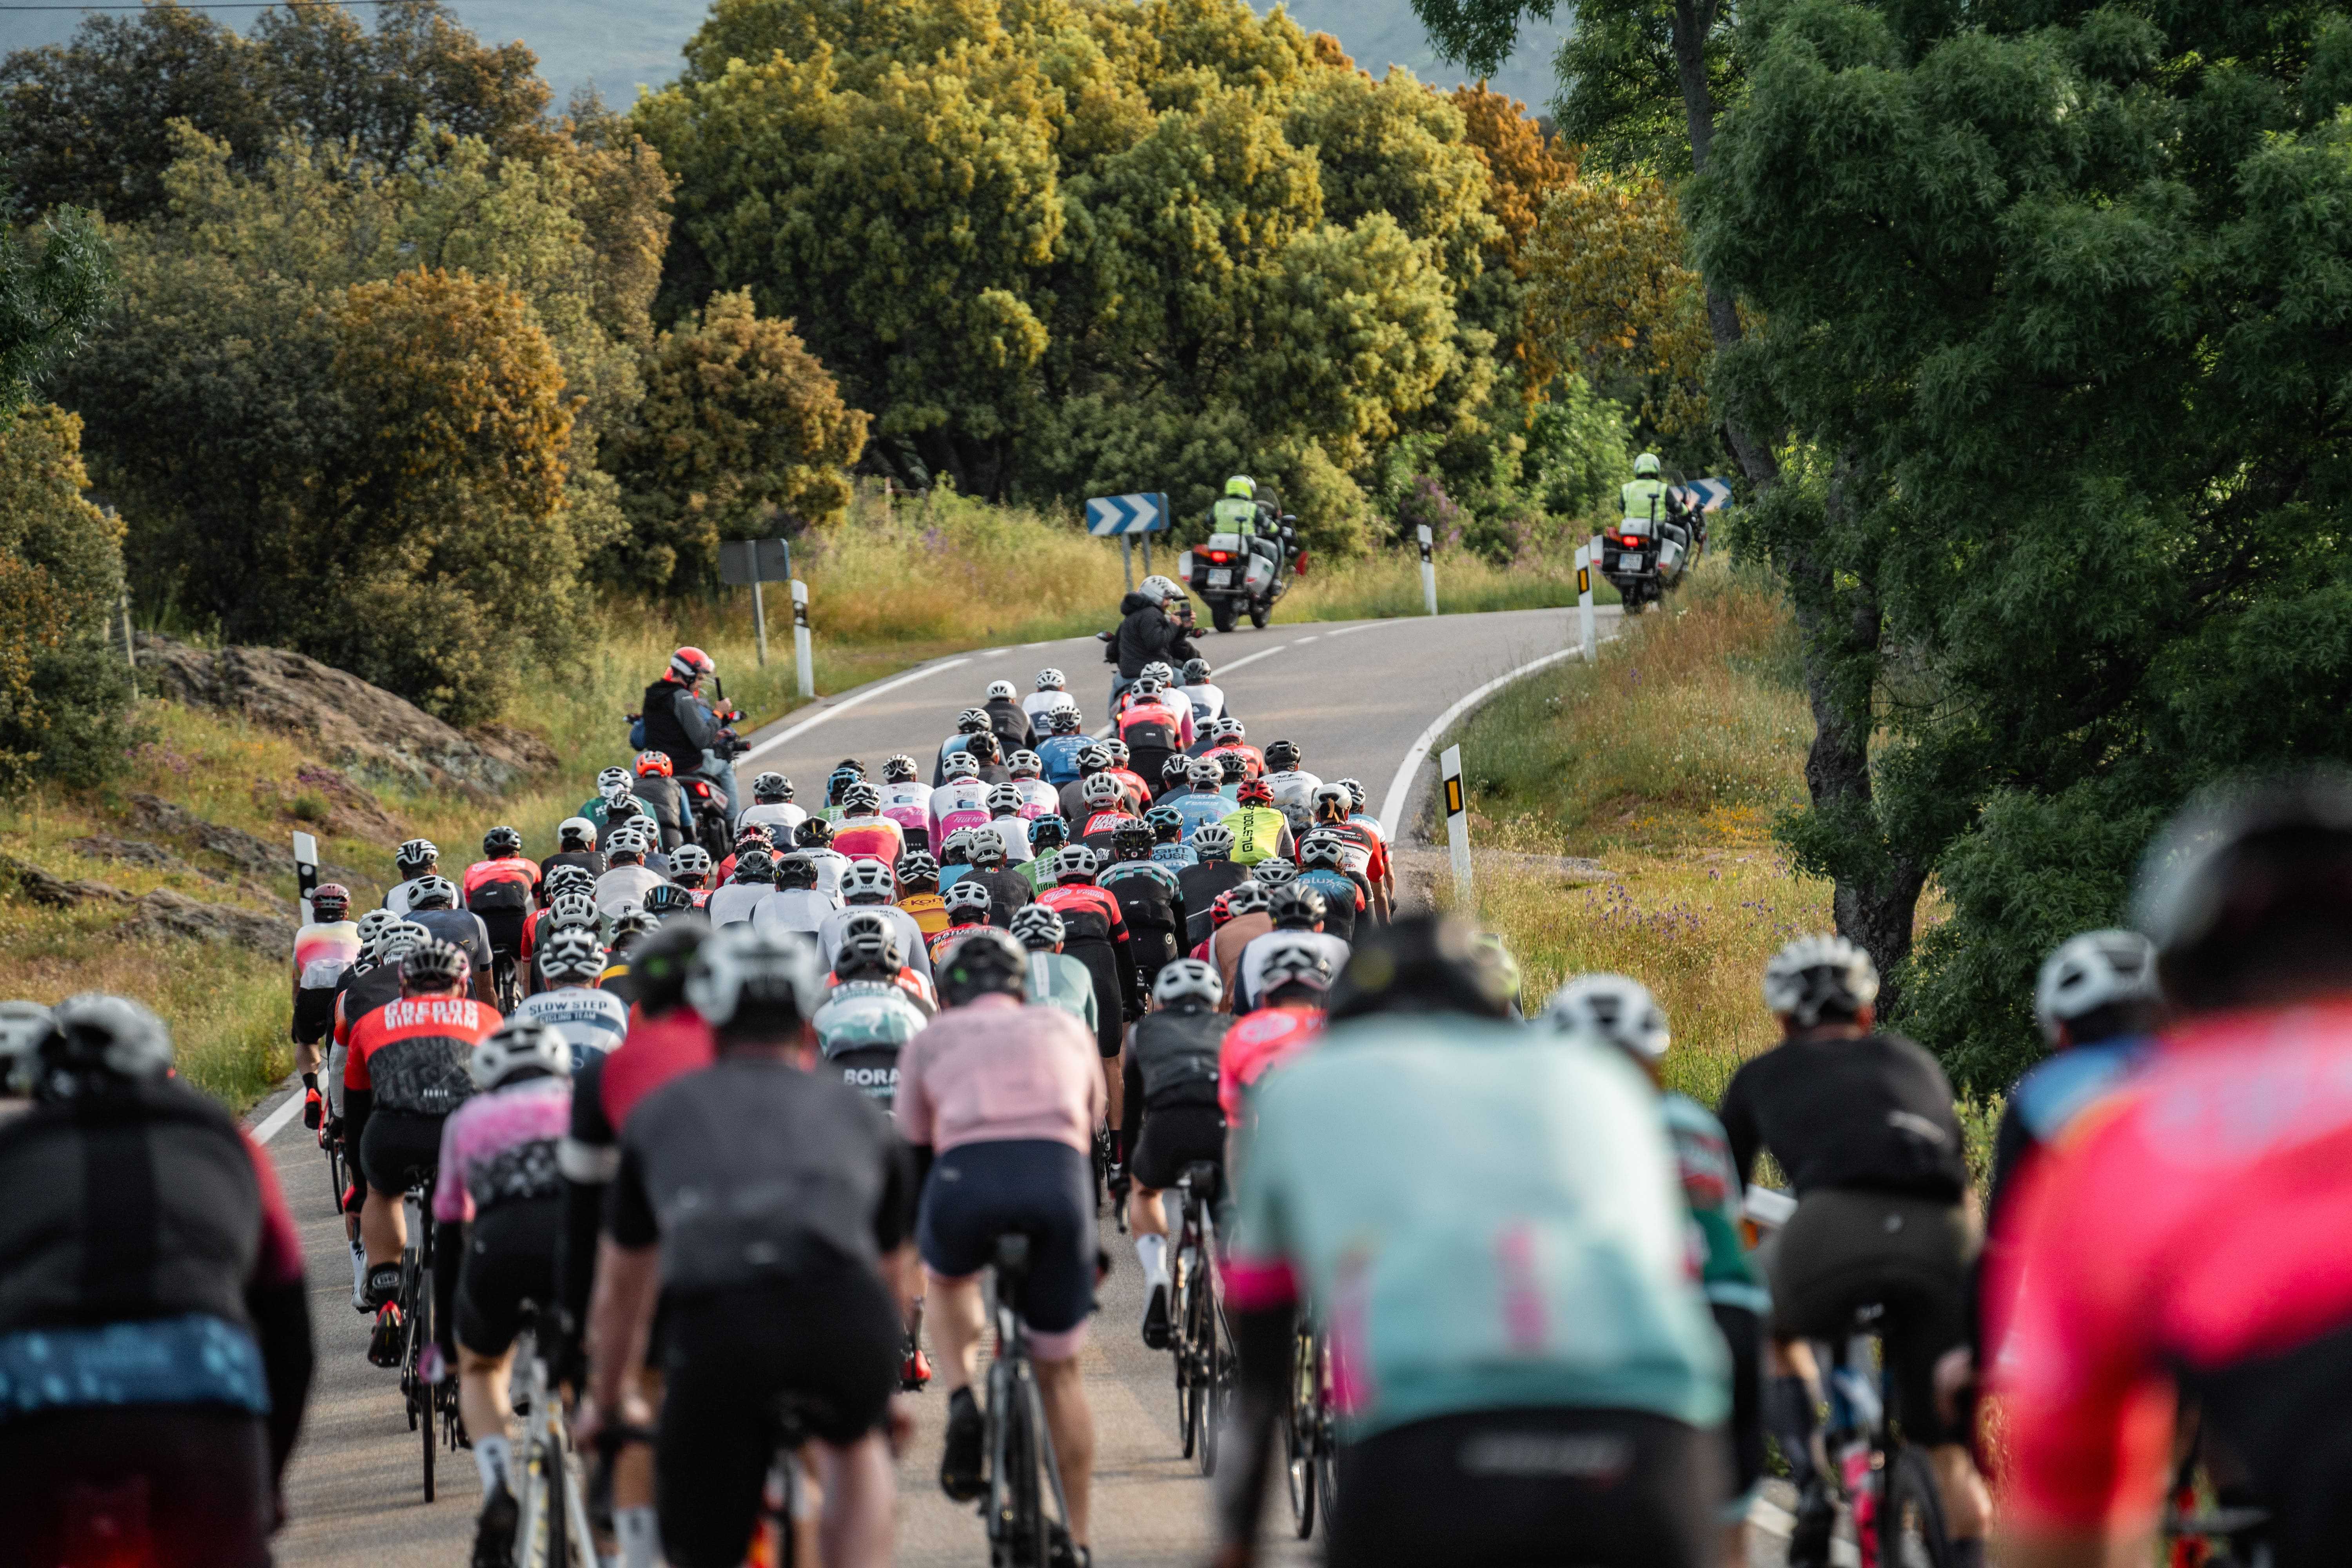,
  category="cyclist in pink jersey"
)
[832,782,908,865]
